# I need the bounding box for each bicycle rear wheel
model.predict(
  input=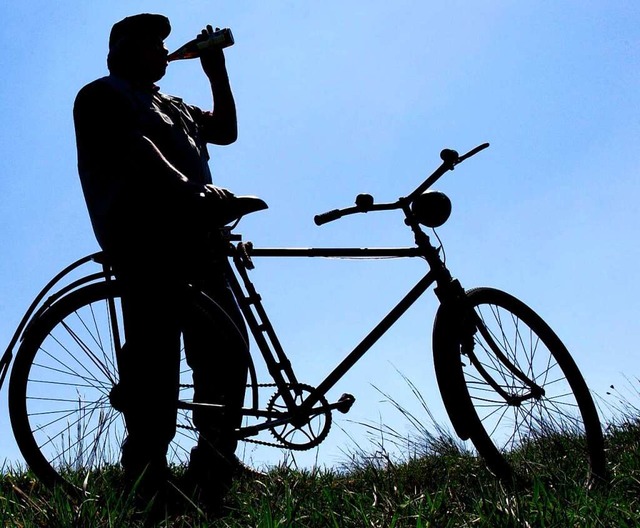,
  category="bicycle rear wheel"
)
[433,287,606,483]
[8,280,244,494]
